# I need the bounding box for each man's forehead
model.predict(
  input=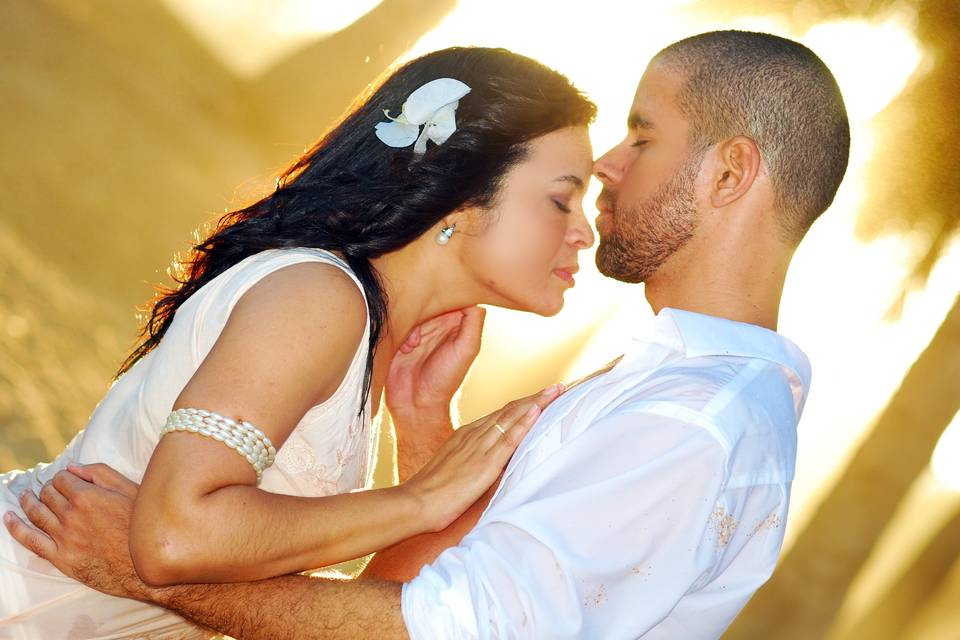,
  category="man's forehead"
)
[627,85,656,131]
[627,67,683,129]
